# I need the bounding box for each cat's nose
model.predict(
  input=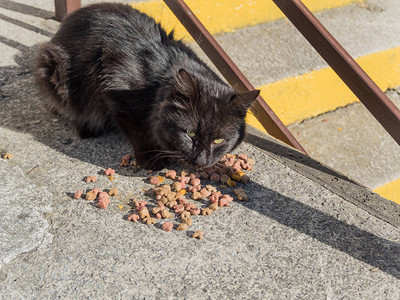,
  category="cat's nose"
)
[195,152,207,167]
